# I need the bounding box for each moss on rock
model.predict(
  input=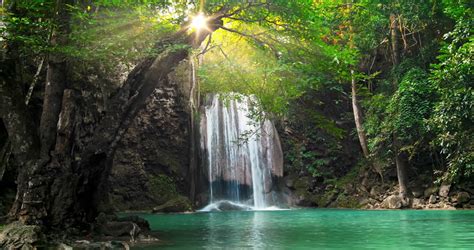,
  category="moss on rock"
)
[152,195,192,213]
[148,174,180,204]
[333,194,364,208]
